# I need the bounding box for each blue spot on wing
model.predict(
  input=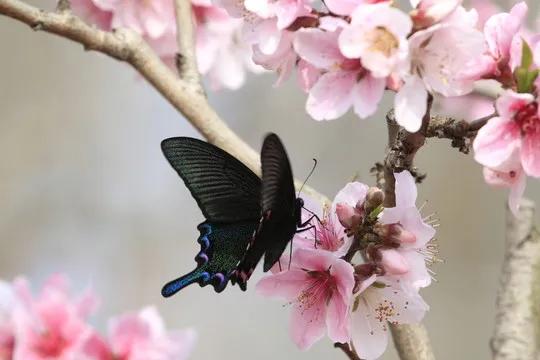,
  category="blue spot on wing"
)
[161,221,257,297]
